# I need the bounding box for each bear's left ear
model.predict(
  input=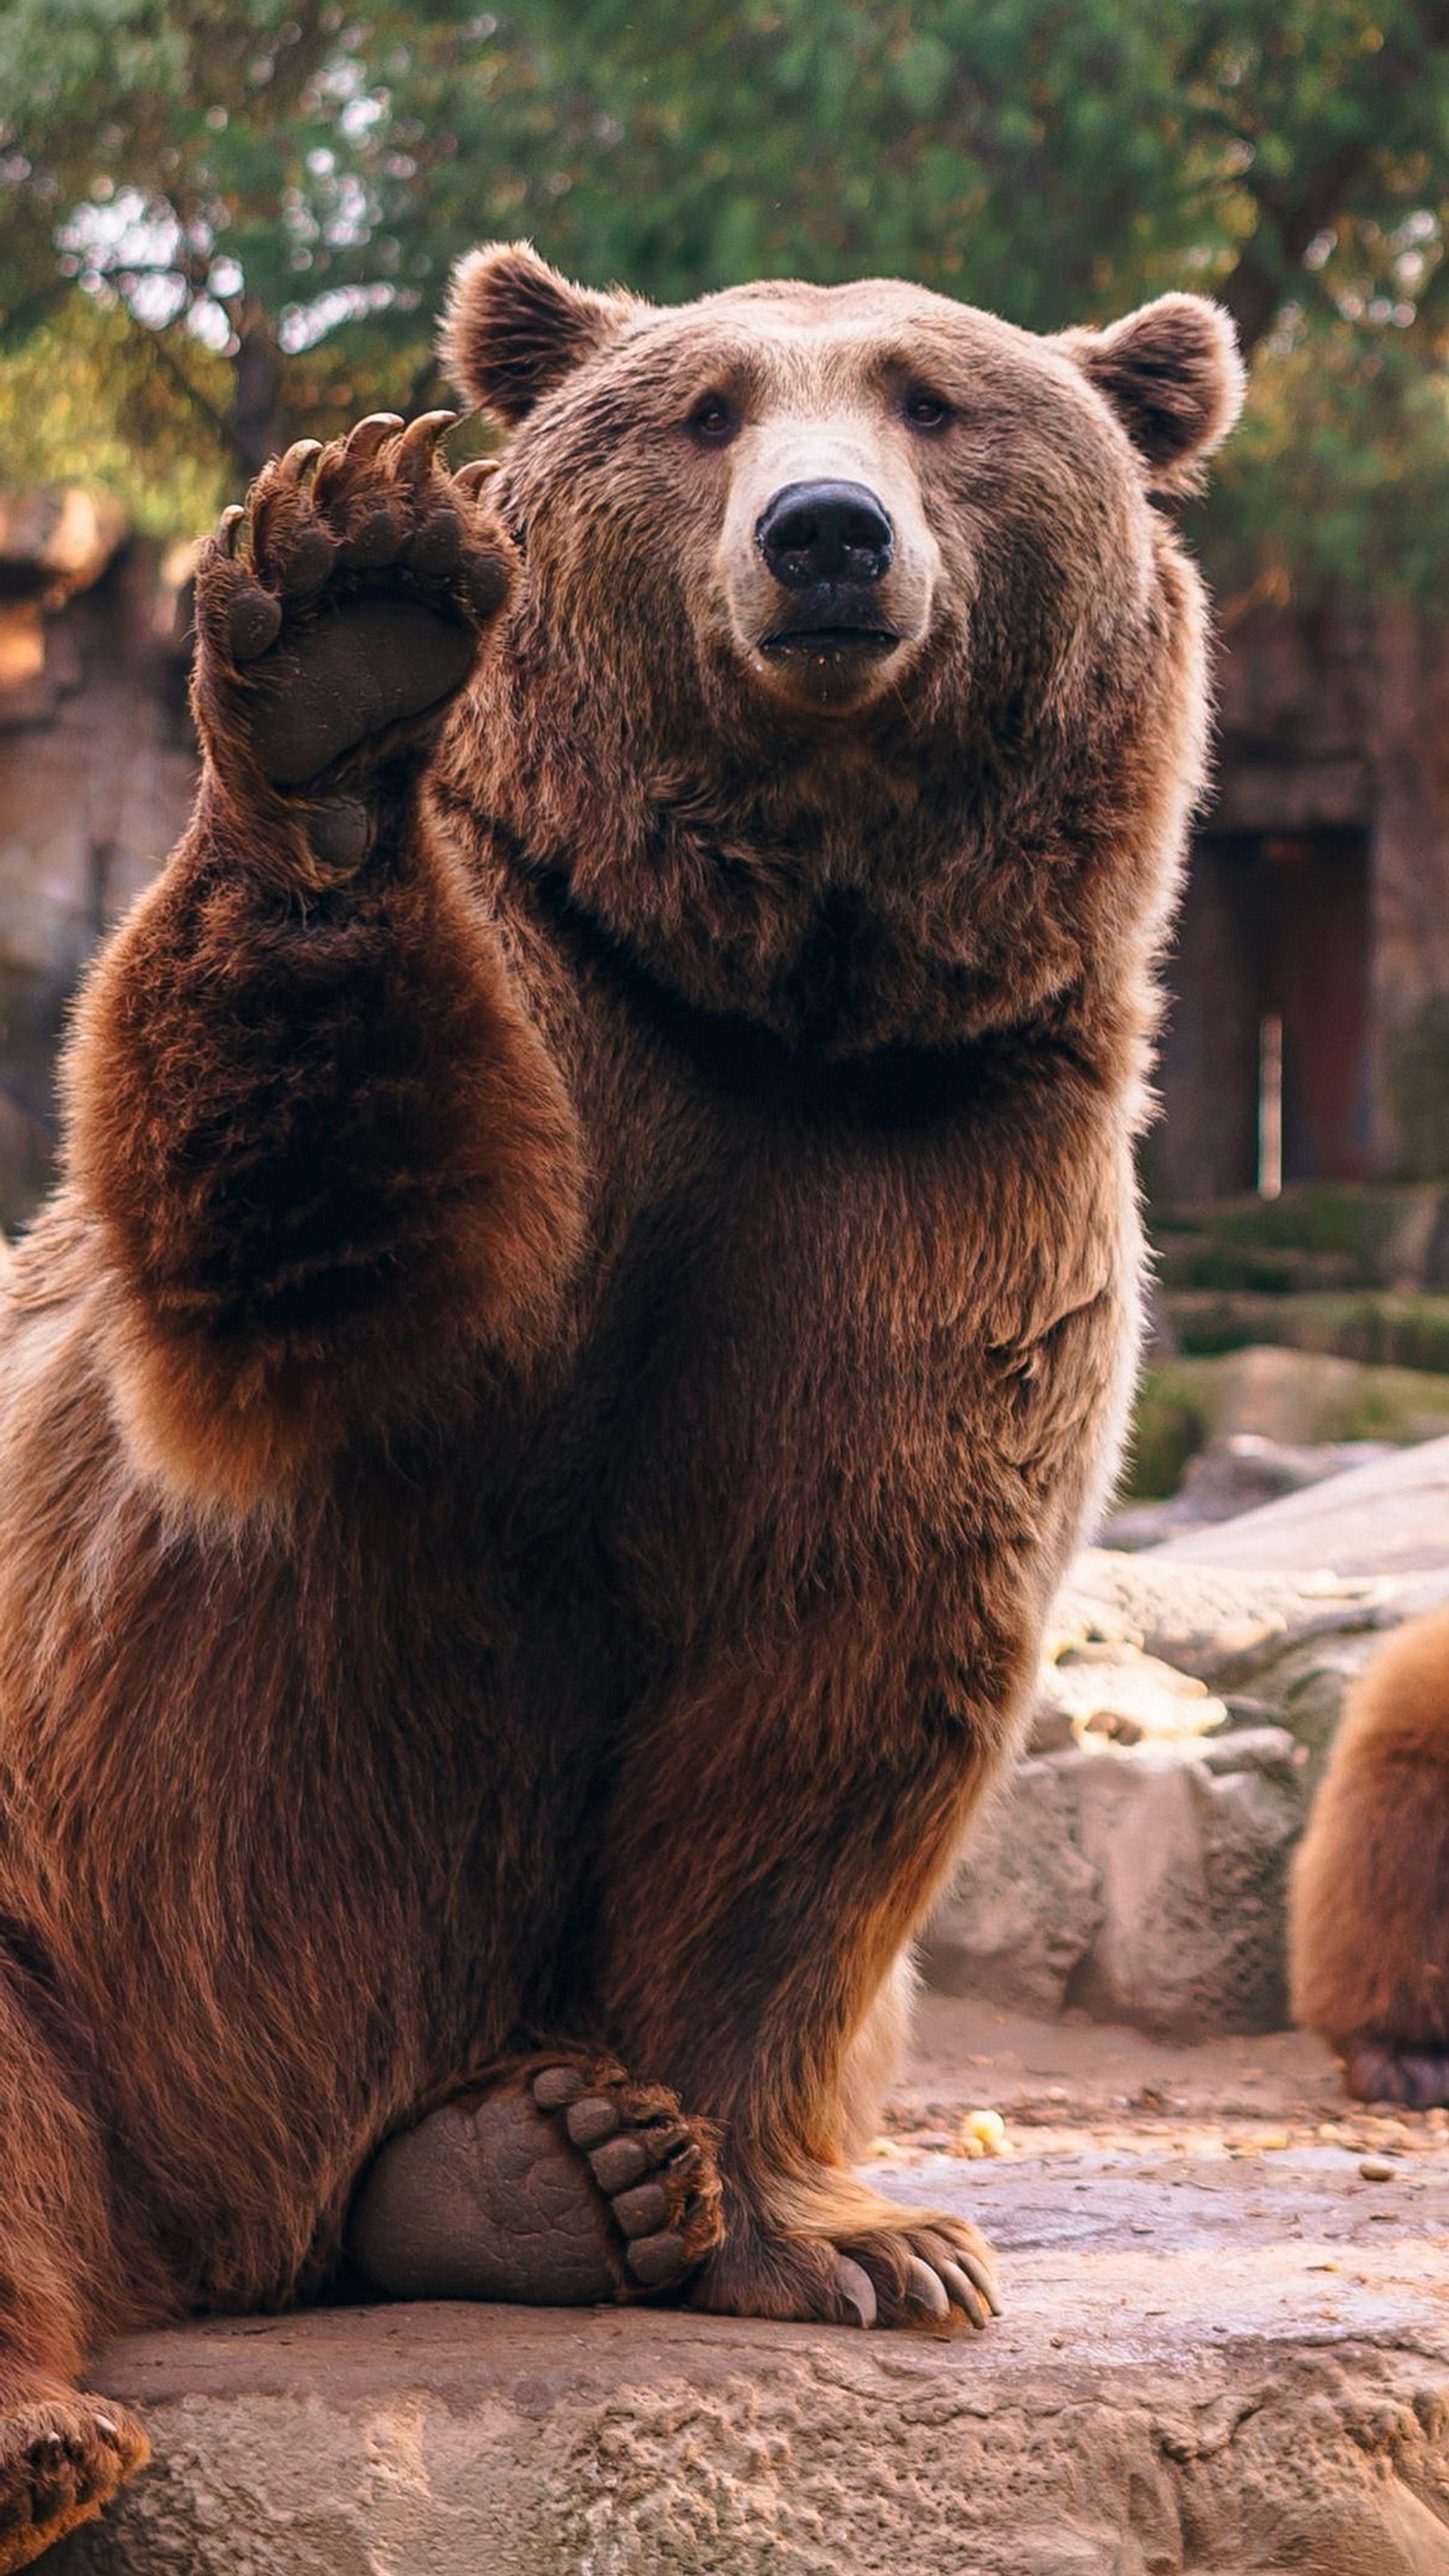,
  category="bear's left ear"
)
[1060,294,1245,494]
[441,240,636,424]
